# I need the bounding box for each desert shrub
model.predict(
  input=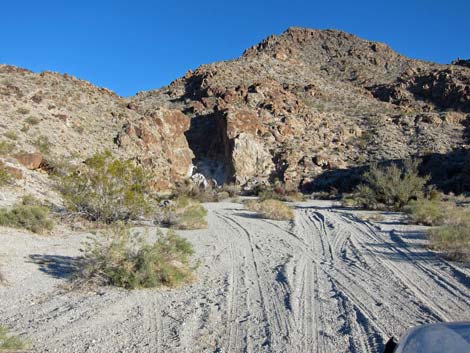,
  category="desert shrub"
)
[220,183,241,197]
[3,131,17,140]
[350,160,429,210]
[17,107,30,115]
[41,154,73,177]
[172,181,219,203]
[160,196,208,230]
[405,199,452,226]
[253,182,305,202]
[33,135,51,154]
[0,197,53,234]
[57,151,151,223]
[82,224,195,289]
[428,218,470,261]
[0,166,13,186]
[0,141,15,155]
[216,191,230,201]
[245,199,295,221]
[24,116,39,125]
[0,326,27,351]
